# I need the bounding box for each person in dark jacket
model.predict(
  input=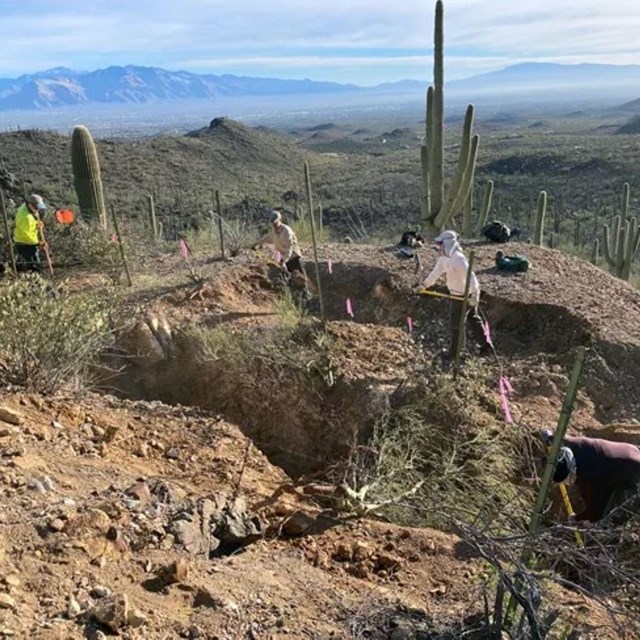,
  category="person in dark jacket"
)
[545,431,640,523]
